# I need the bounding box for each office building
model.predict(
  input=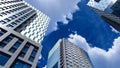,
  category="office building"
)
[47,39,93,68]
[89,6,120,31]
[0,0,50,68]
[111,0,120,17]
